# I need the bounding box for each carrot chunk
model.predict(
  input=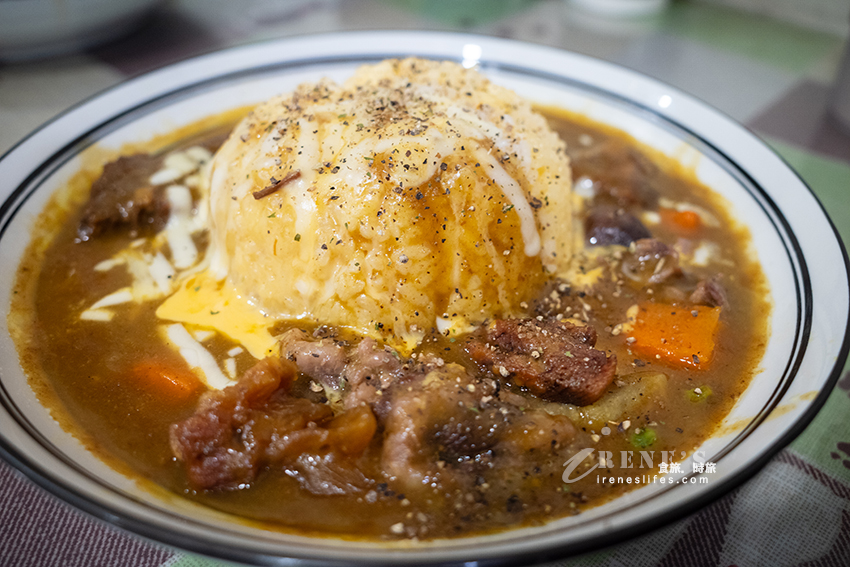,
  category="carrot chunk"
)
[131,360,203,402]
[629,302,721,369]
[660,208,702,235]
